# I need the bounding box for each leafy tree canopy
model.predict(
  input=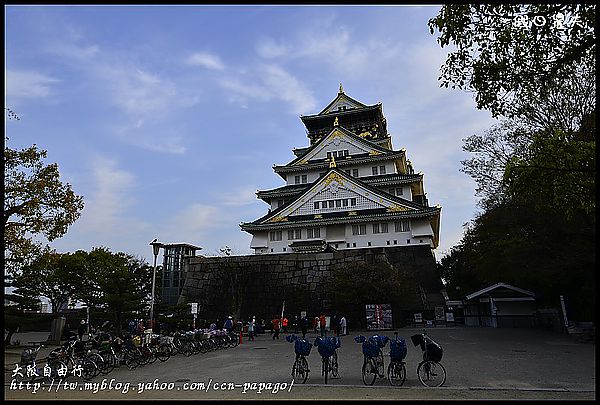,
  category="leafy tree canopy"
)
[4,144,84,272]
[428,4,595,118]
